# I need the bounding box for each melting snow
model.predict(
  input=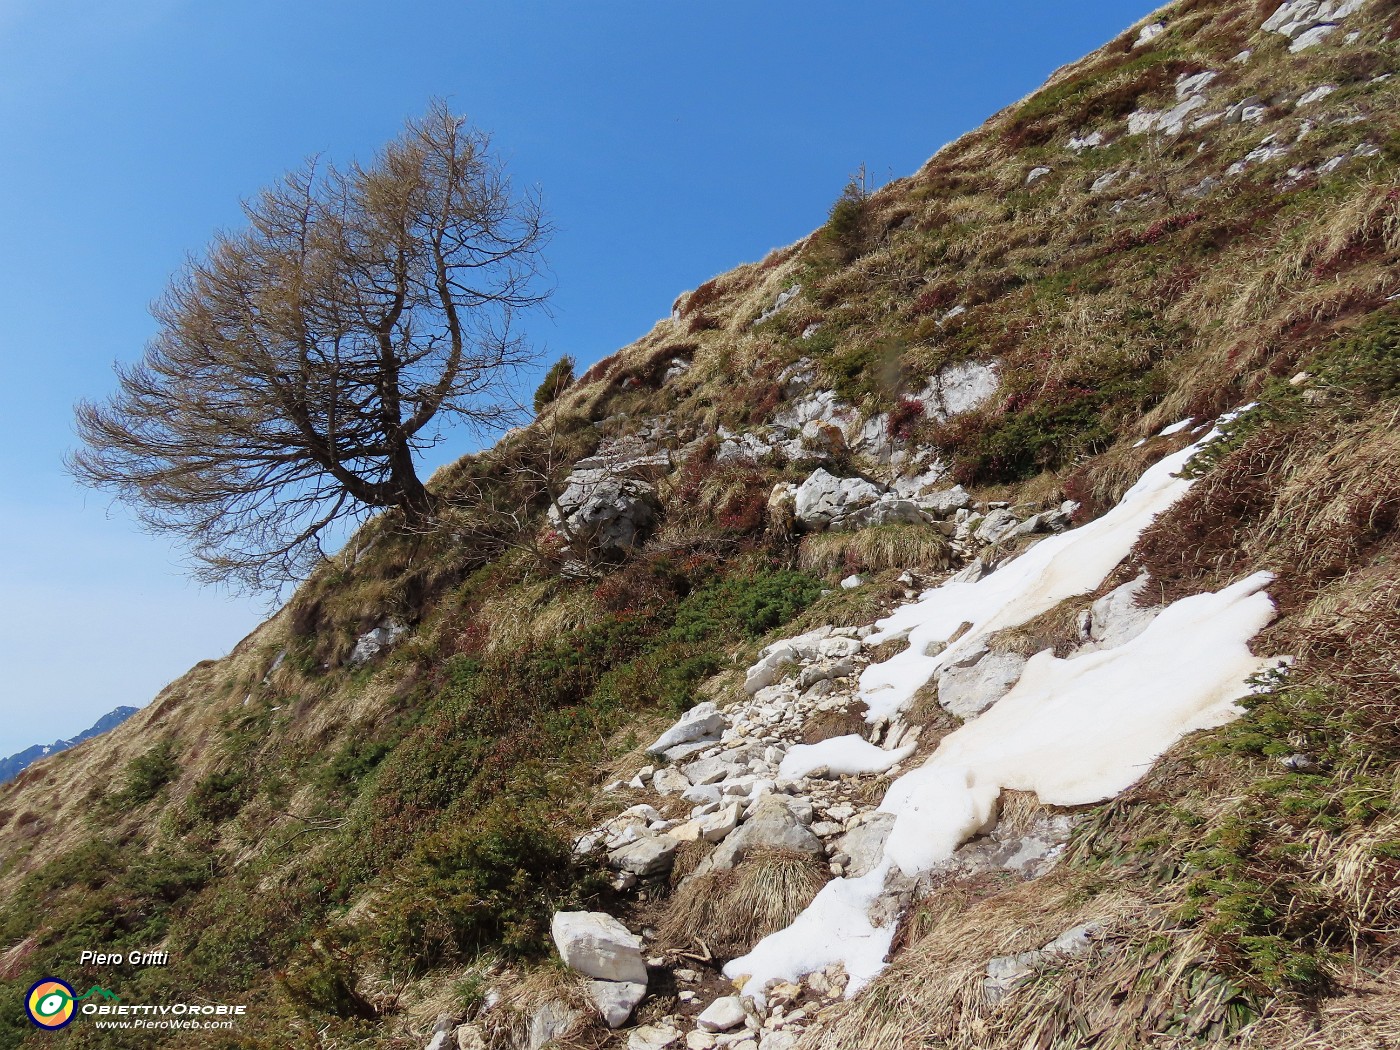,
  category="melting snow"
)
[779,736,914,780]
[725,415,1285,1001]
[728,574,1281,1000]
[858,431,1214,723]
